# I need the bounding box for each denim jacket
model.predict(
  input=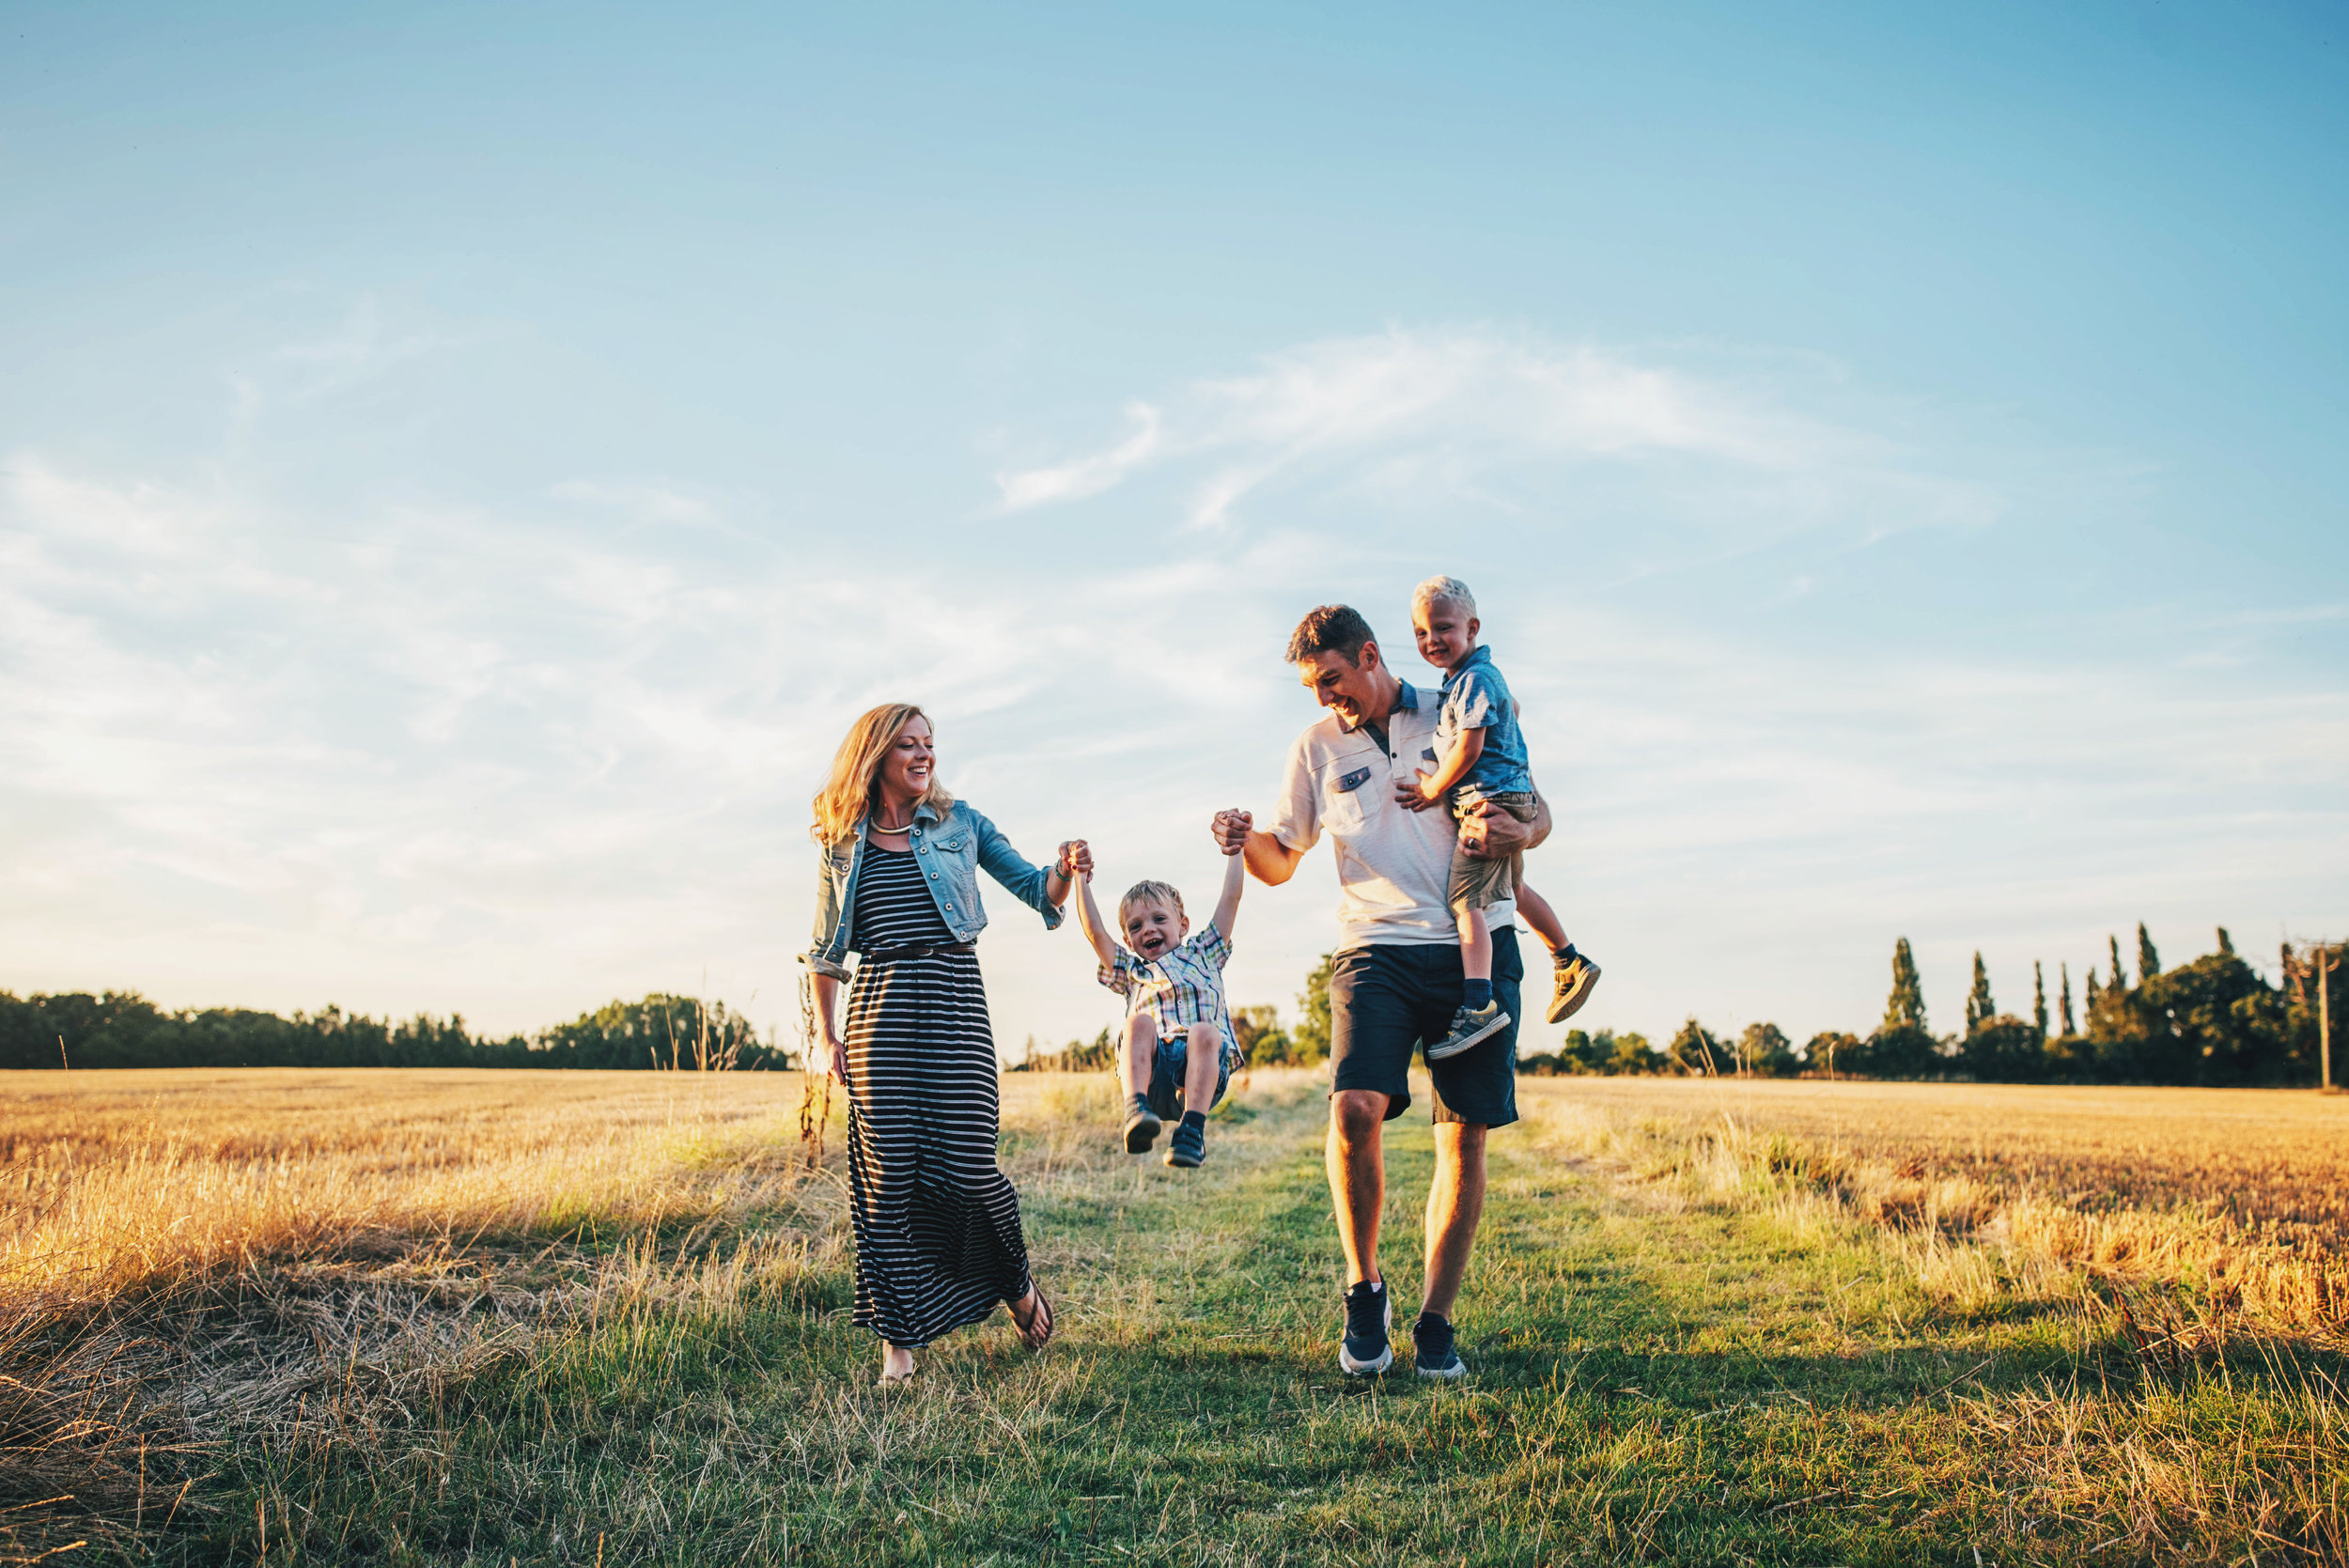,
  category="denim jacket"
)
[803,800,1065,979]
